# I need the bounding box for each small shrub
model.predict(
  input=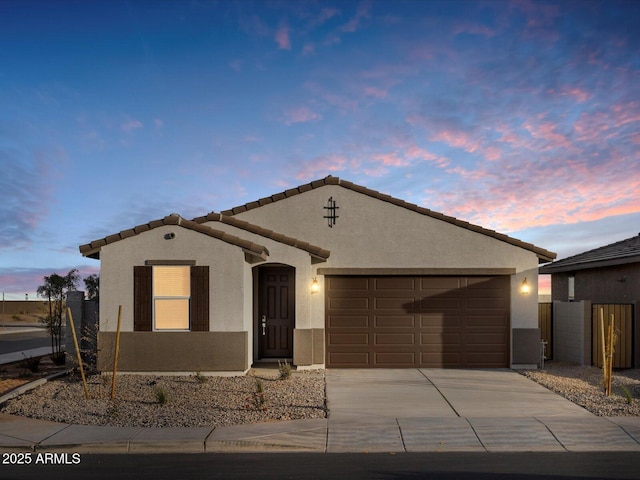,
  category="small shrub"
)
[245,379,267,411]
[194,372,208,384]
[154,387,168,405]
[620,385,634,405]
[278,359,292,380]
[20,355,41,373]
